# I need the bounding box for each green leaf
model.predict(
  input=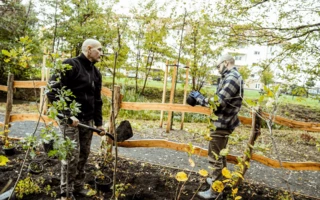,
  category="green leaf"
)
[210,114,218,120]
[10,49,18,58]
[246,99,257,107]
[258,95,264,103]
[1,49,11,57]
[212,151,219,160]
[19,36,30,44]
[219,148,229,156]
